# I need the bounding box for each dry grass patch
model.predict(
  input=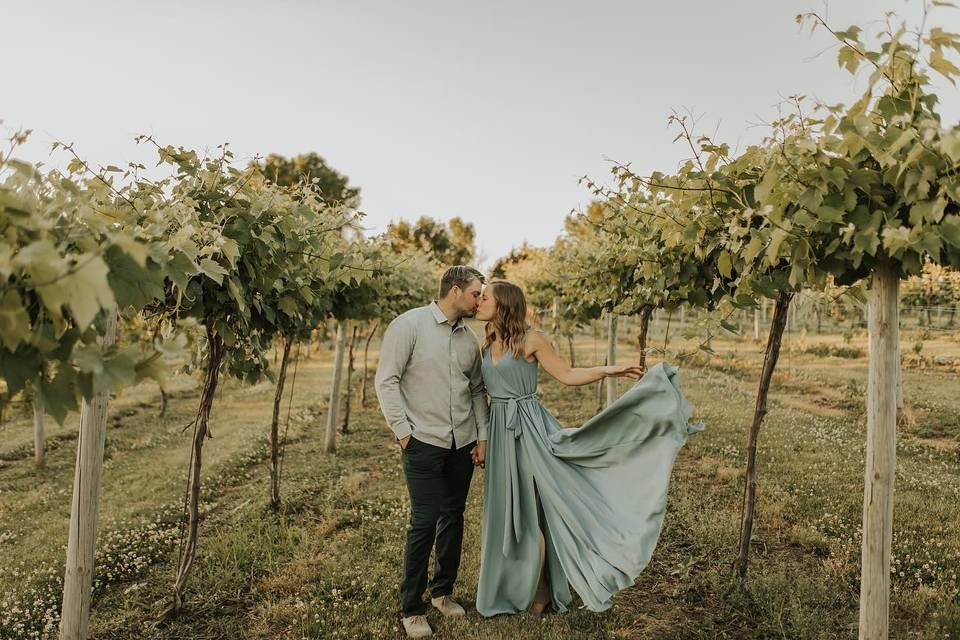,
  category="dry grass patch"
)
[787,525,832,556]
